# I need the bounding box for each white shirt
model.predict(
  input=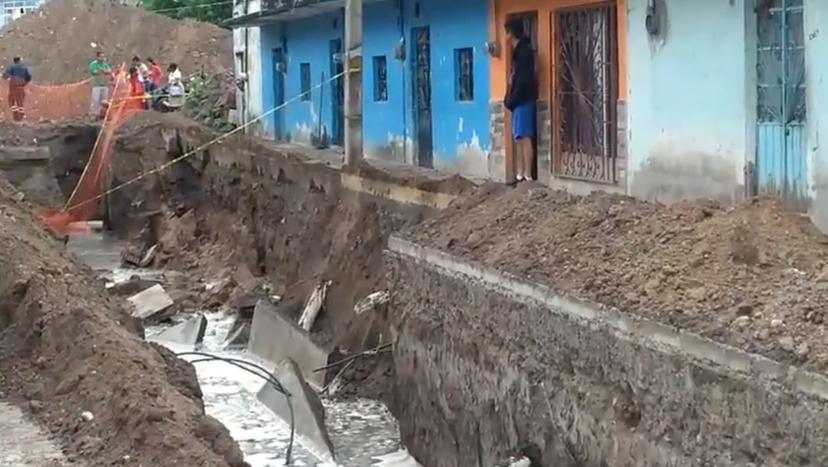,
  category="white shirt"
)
[137,63,149,81]
[168,69,182,85]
